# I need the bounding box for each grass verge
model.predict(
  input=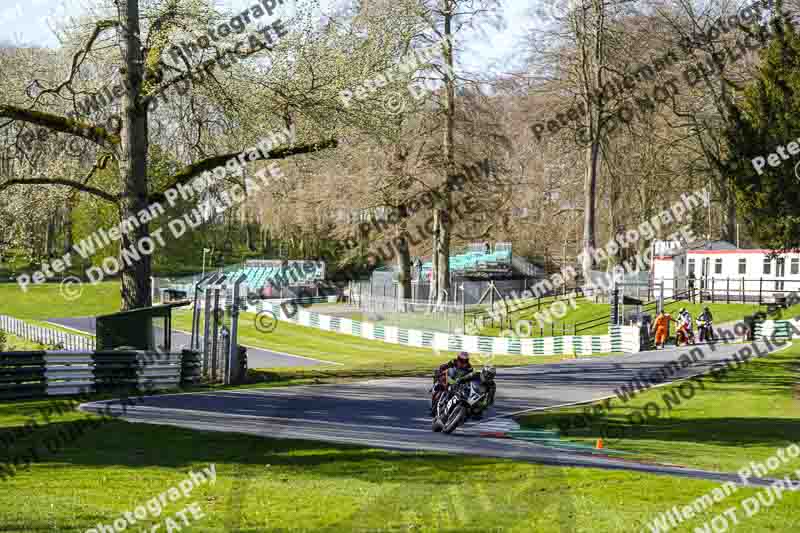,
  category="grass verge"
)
[0,282,120,319]
[520,340,800,475]
[170,310,607,382]
[0,395,798,531]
